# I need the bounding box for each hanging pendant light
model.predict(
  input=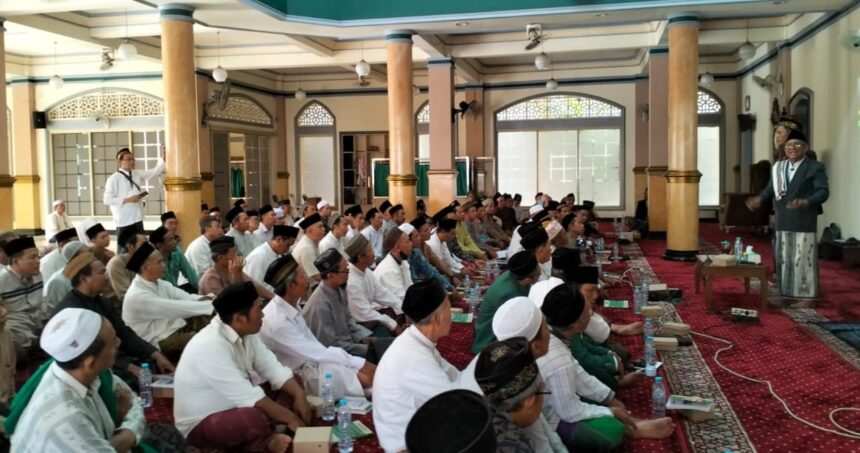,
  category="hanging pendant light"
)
[545,78,559,91]
[49,41,63,89]
[737,20,756,59]
[295,88,307,100]
[212,31,228,83]
[117,9,138,60]
[355,42,371,78]
[699,45,714,87]
[534,52,551,70]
